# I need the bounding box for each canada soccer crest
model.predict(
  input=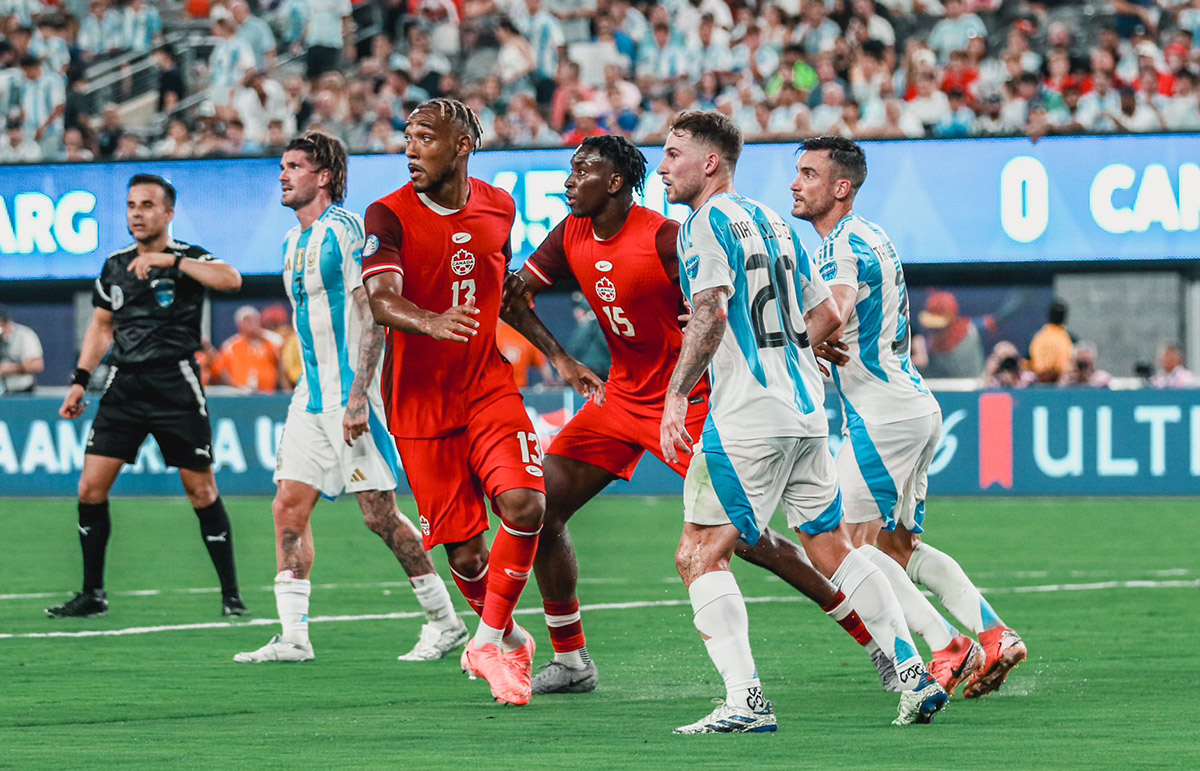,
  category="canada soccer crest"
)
[451,248,475,276]
[595,277,617,303]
